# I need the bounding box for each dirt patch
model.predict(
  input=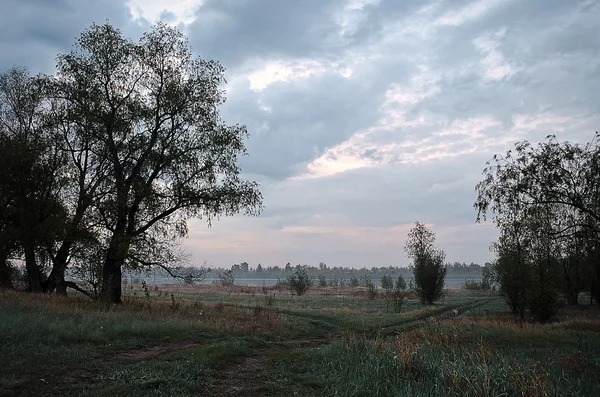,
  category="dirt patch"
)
[209,338,333,396]
[55,340,203,387]
[117,340,202,360]
[279,338,331,347]
[211,348,275,397]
